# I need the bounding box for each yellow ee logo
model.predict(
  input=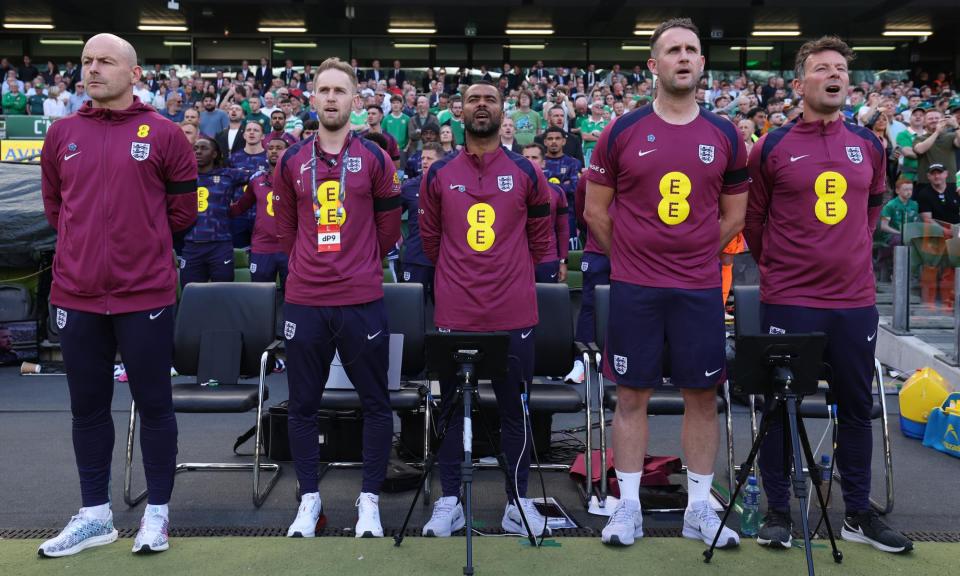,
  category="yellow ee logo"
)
[266,189,275,217]
[548,177,561,185]
[137,124,151,138]
[316,181,346,225]
[657,171,691,225]
[197,186,209,213]
[814,171,848,225]
[467,203,496,252]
